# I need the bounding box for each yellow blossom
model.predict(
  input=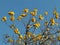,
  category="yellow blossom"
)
[17,16,23,21]
[31,34,35,38]
[31,17,36,22]
[10,16,15,21]
[53,9,59,19]
[46,44,50,45]
[57,36,60,41]
[39,14,44,20]
[21,14,27,17]
[27,34,31,38]
[55,22,58,26]
[18,35,23,39]
[50,23,55,26]
[27,32,32,35]
[44,11,48,15]
[8,11,14,16]
[16,39,21,43]
[33,22,40,28]
[23,8,29,13]
[23,43,25,45]
[44,21,48,26]
[45,36,48,39]
[53,9,56,15]
[46,28,50,31]
[37,34,42,40]
[8,38,13,42]
[26,25,31,29]
[55,12,59,19]
[30,11,36,16]
[33,38,37,42]
[50,18,55,23]
[2,16,7,22]
[49,35,54,39]
[14,28,20,34]
[34,8,38,12]
[10,24,15,29]
[23,35,26,40]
